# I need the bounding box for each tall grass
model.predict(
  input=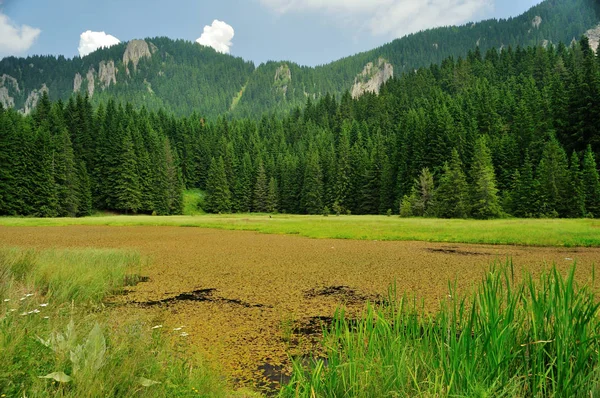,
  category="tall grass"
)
[281,262,600,397]
[0,247,233,397]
